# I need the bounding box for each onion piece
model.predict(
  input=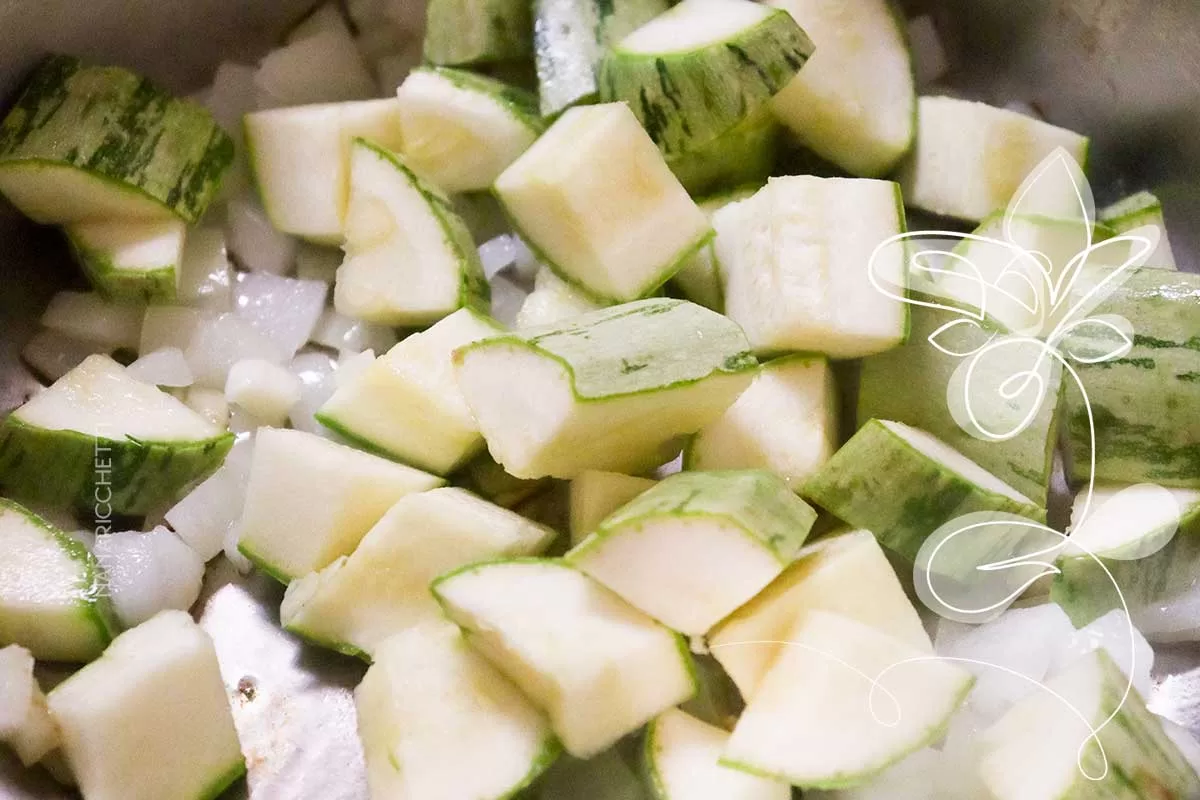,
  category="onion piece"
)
[92,527,205,628]
[489,273,528,329]
[185,312,287,389]
[184,387,230,429]
[224,358,303,426]
[21,329,107,382]
[235,272,328,357]
[254,27,376,108]
[310,309,398,354]
[289,351,339,436]
[126,347,194,388]
[177,227,234,311]
[225,195,297,276]
[41,292,142,350]
[165,436,254,561]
